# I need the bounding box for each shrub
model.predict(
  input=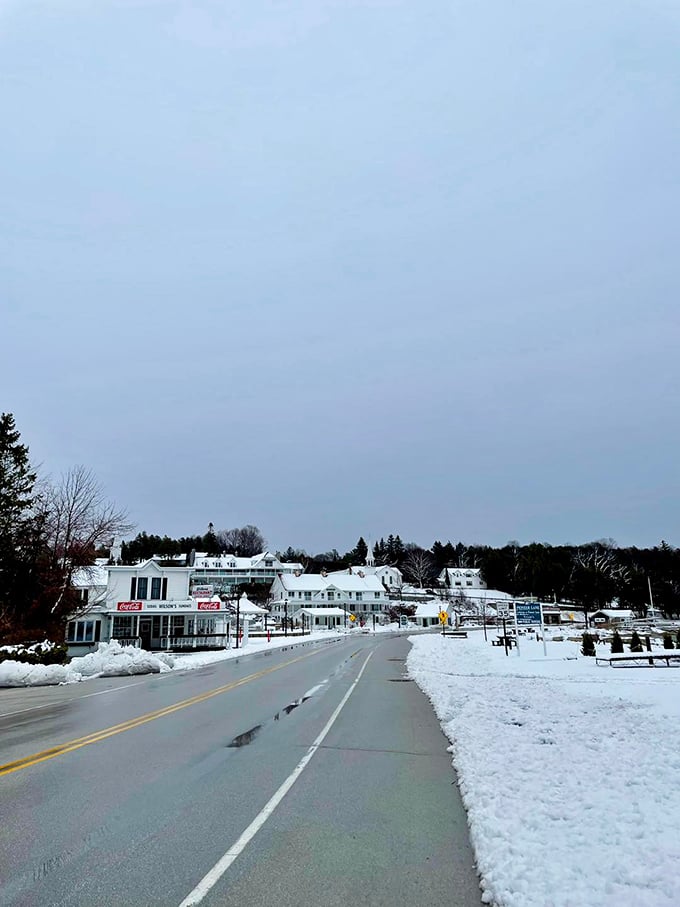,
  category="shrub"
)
[0,642,69,666]
[630,630,643,653]
[581,632,596,657]
[610,631,624,654]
